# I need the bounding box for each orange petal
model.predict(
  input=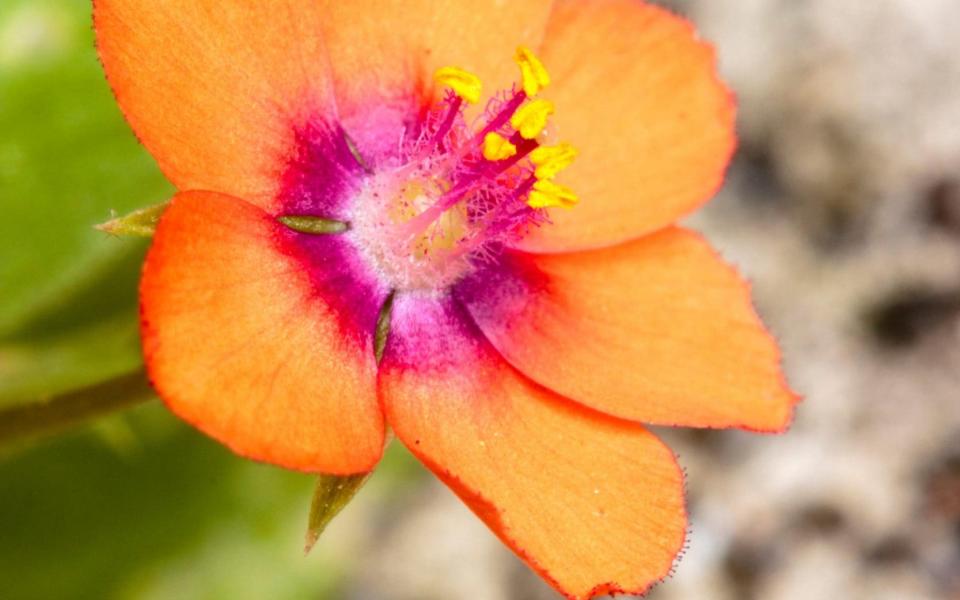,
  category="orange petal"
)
[457,227,799,432]
[515,0,736,252]
[379,296,686,599]
[316,0,554,120]
[141,191,385,474]
[94,0,338,212]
